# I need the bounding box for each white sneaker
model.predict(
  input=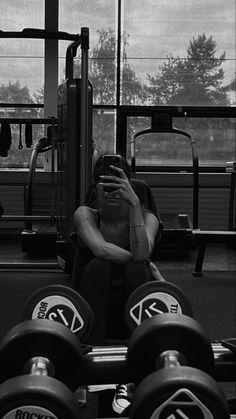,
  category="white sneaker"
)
[112,384,132,415]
